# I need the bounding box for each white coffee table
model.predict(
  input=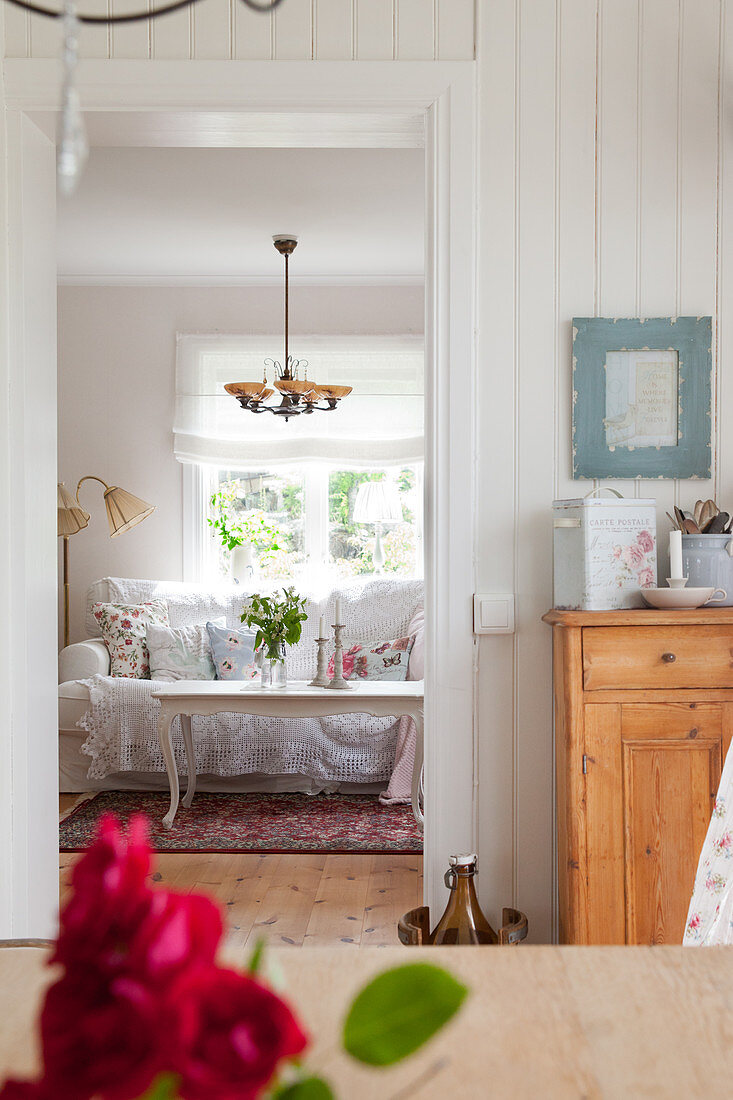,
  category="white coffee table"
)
[151,680,424,831]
